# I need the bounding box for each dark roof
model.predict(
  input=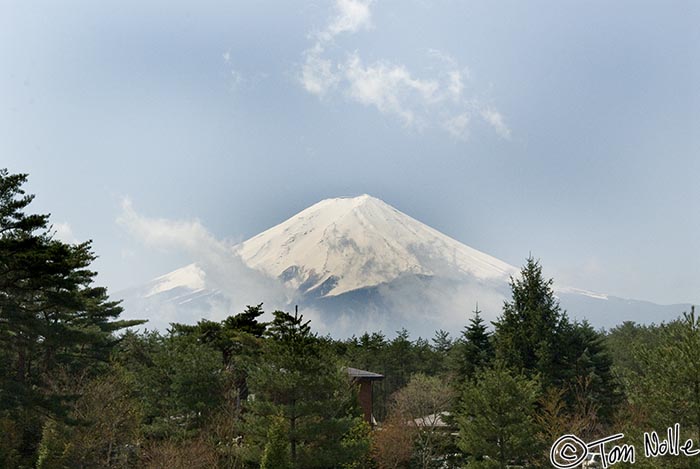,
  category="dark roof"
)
[346,367,384,380]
